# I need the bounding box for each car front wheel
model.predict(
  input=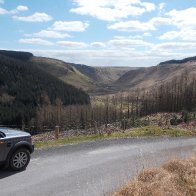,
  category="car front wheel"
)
[9,148,30,171]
